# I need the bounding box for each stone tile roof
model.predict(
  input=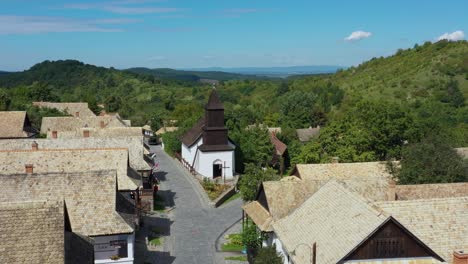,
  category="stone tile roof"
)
[156,126,178,135]
[40,116,128,134]
[377,197,468,263]
[396,182,468,200]
[0,171,133,236]
[181,117,204,147]
[273,180,388,264]
[46,126,143,139]
[0,148,137,190]
[0,111,34,138]
[33,101,96,117]
[0,200,65,264]
[0,136,150,171]
[296,126,320,142]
